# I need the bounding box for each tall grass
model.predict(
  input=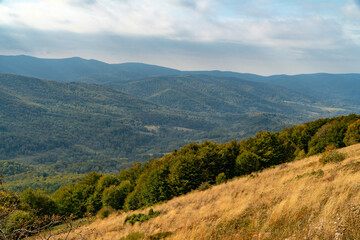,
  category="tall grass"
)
[53,144,360,240]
